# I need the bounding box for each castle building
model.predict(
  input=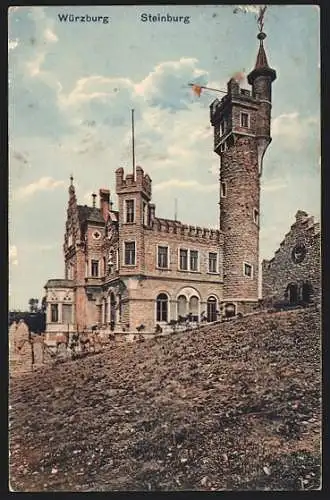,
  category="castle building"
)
[44,30,277,335]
